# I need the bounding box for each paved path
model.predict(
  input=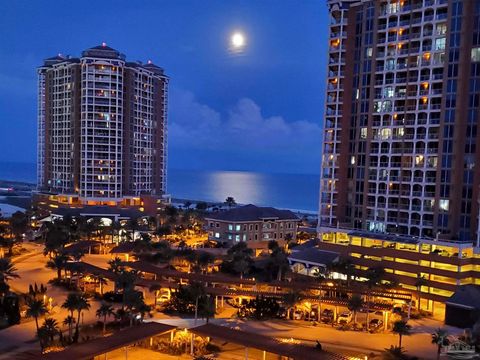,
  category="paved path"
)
[0,245,105,359]
[212,318,442,359]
